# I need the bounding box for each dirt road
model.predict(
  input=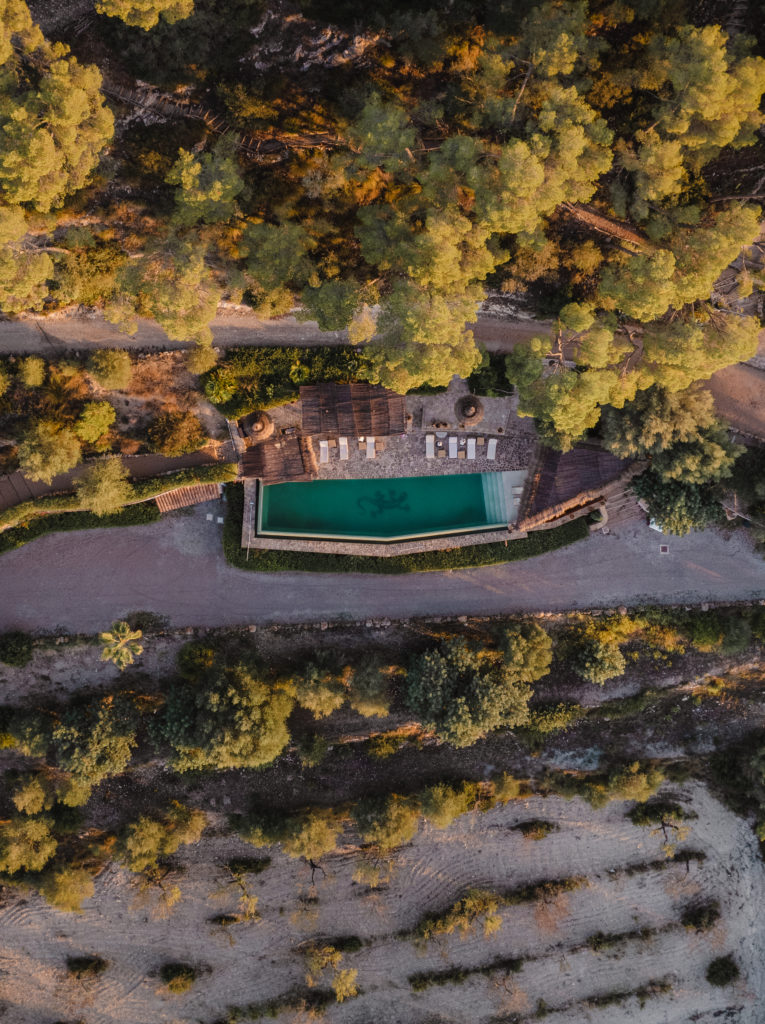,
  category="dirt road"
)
[0,503,762,633]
